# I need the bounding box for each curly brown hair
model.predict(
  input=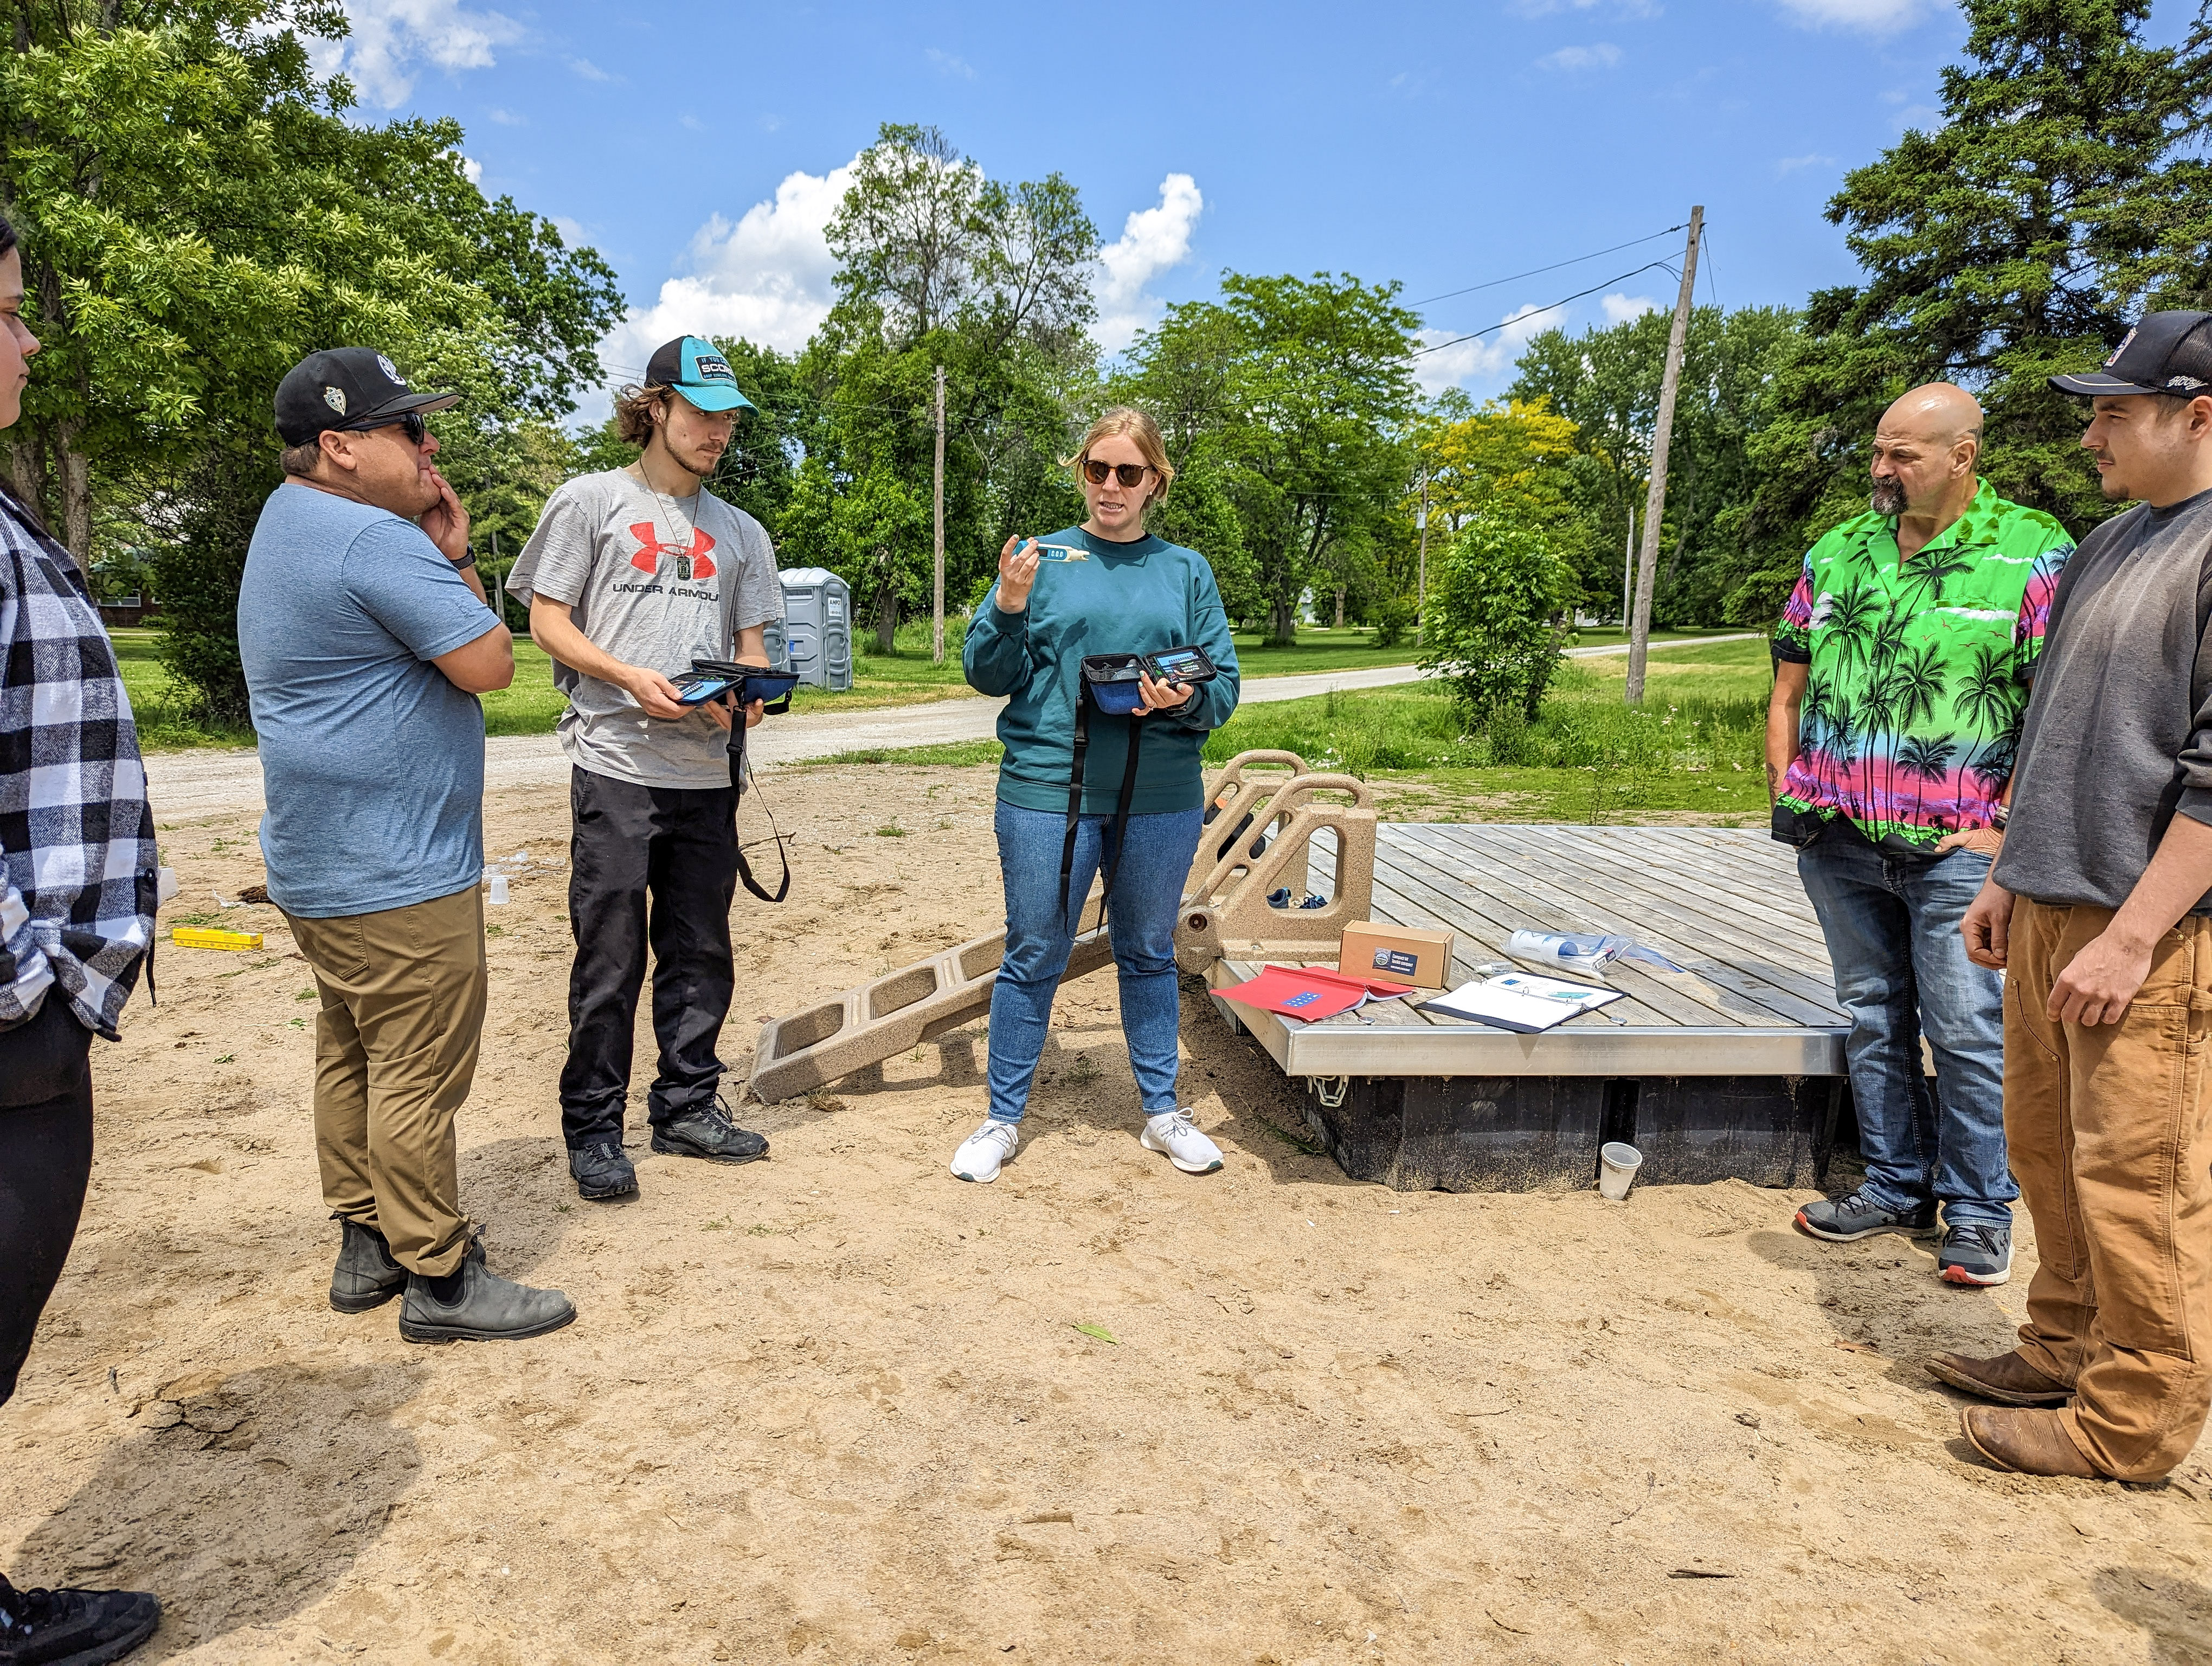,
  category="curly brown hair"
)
[614,383,674,448]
